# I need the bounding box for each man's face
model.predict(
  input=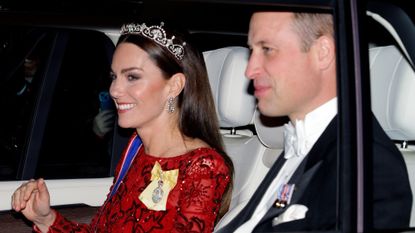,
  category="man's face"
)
[245,12,324,121]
